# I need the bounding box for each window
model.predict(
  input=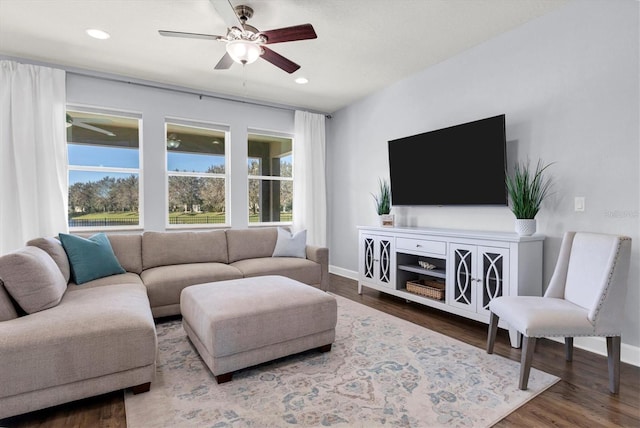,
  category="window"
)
[166,121,228,227]
[67,109,141,229]
[247,132,293,224]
